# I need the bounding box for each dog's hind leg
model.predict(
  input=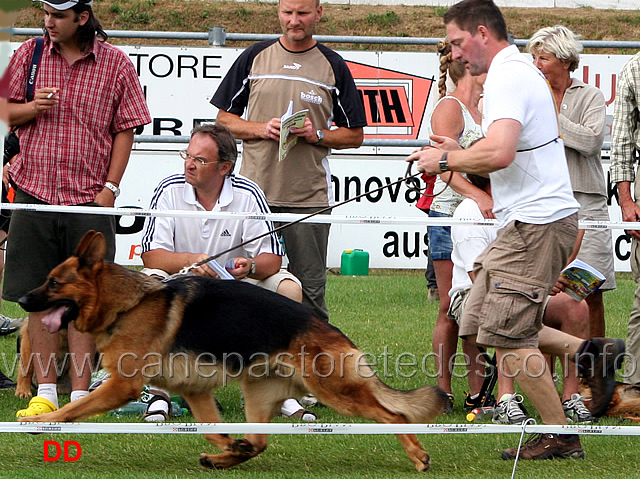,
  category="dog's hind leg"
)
[198,379,284,470]
[295,337,438,471]
[394,433,431,472]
